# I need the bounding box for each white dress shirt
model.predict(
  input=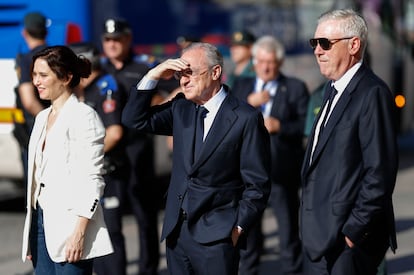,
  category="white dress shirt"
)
[310,60,363,162]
